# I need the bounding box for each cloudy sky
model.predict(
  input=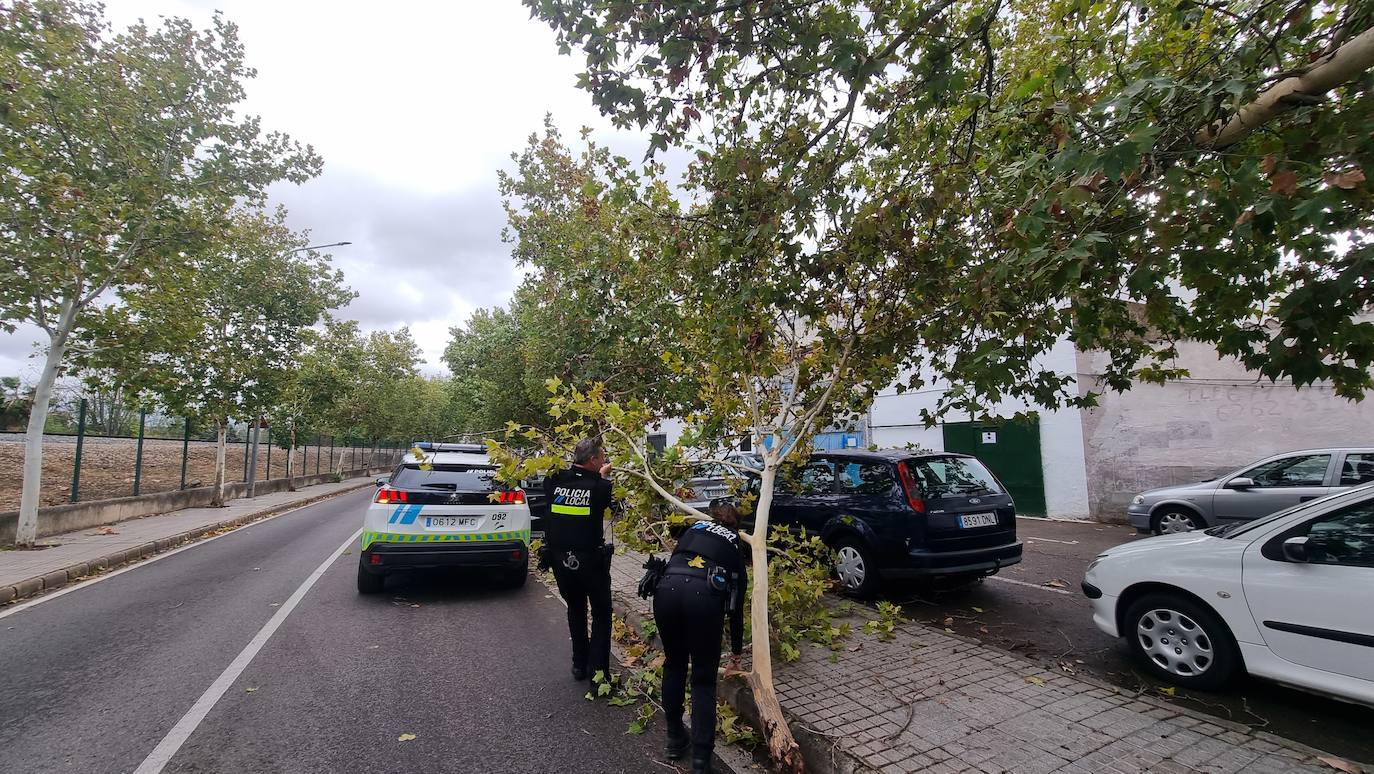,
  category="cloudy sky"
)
[1,0,663,379]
